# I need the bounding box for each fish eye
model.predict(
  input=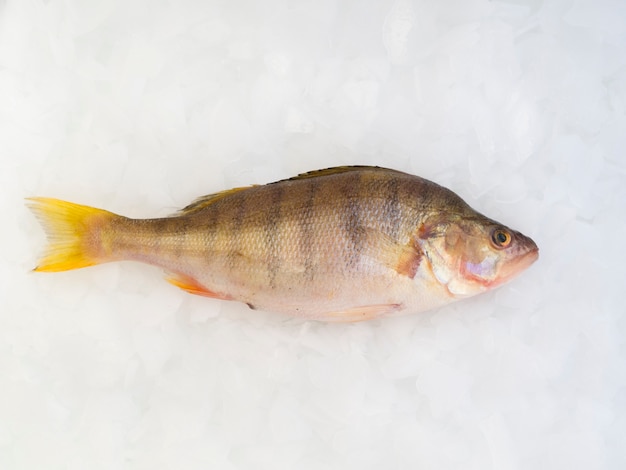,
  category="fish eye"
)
[491,228,512,248]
